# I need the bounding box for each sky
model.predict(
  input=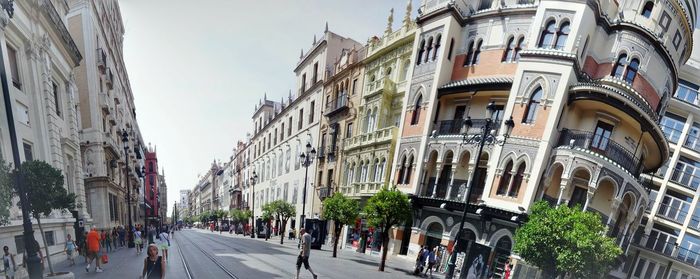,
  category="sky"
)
[119,0,420,216]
